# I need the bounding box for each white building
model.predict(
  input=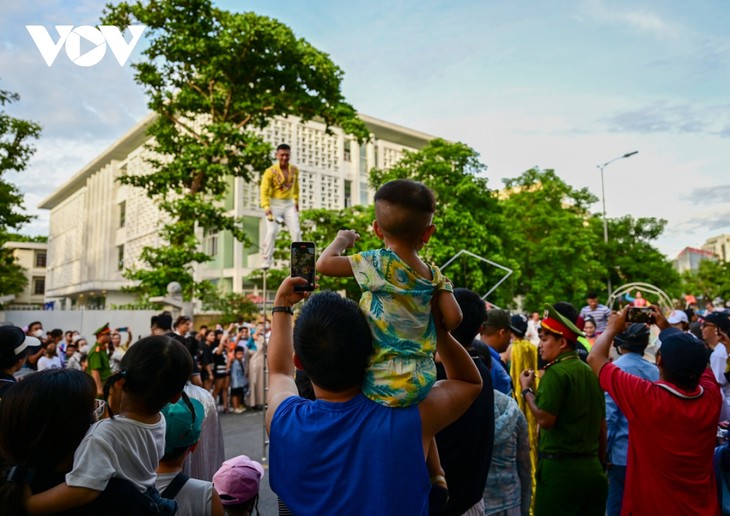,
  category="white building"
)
[40,113,433,309]
[702,234,730,263]
[2,241,48,308]
[672,246,716,274]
